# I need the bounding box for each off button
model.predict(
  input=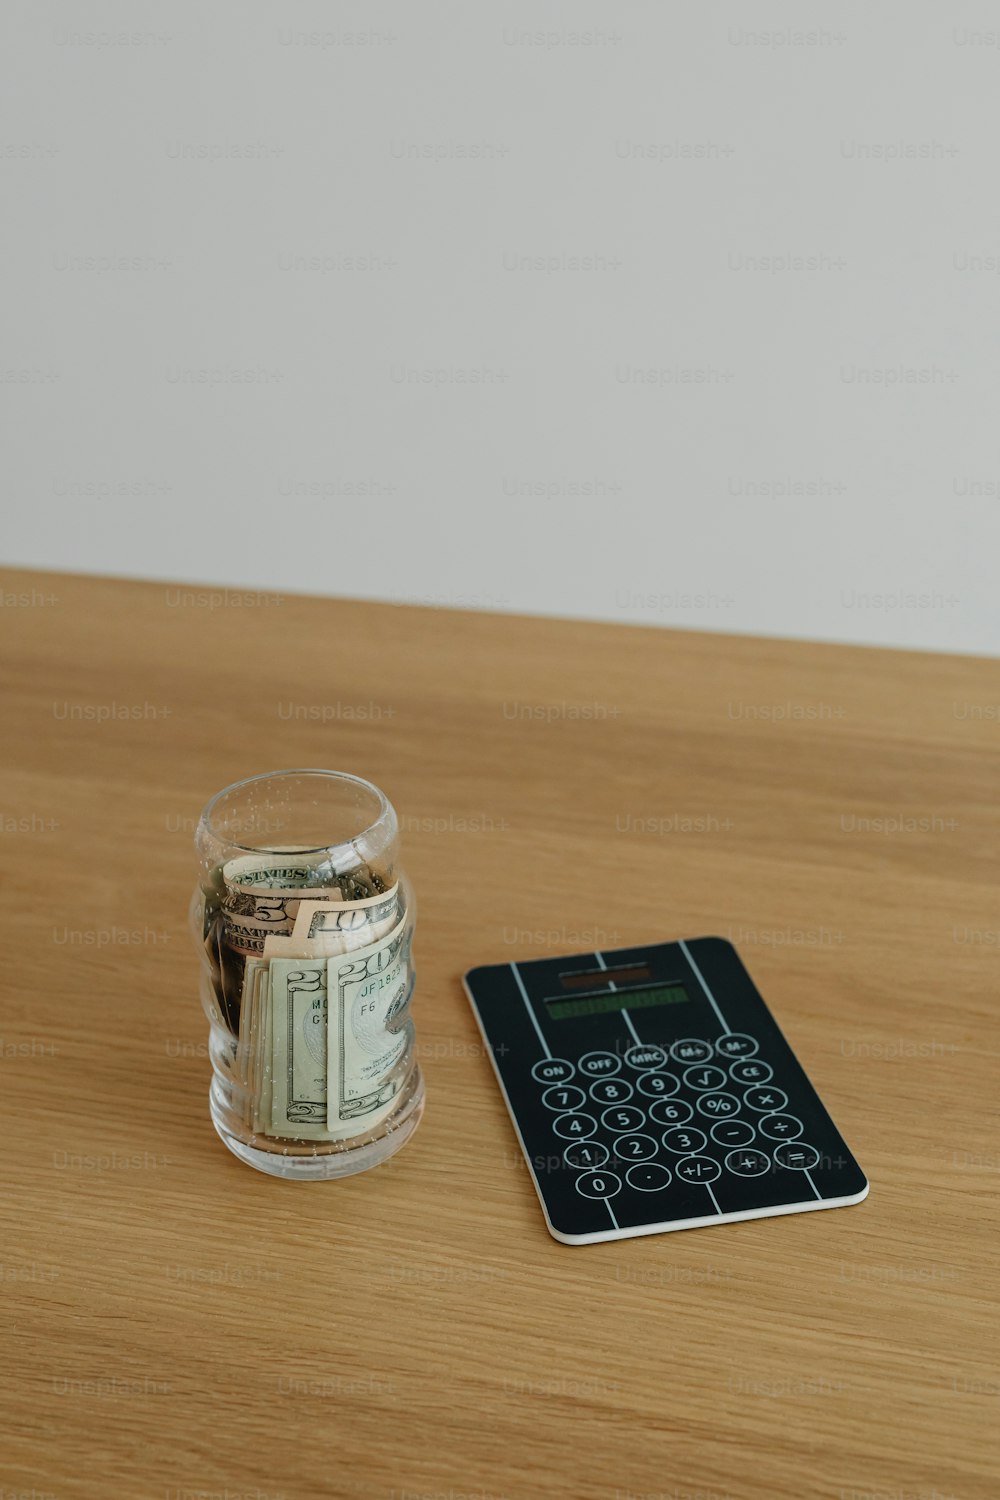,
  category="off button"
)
[578,1051,622,1078]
